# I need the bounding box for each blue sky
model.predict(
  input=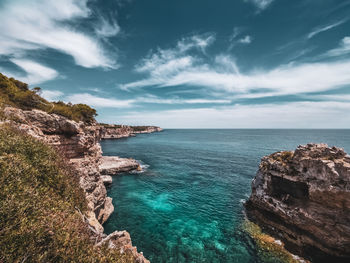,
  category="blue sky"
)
[1,0,350,128]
